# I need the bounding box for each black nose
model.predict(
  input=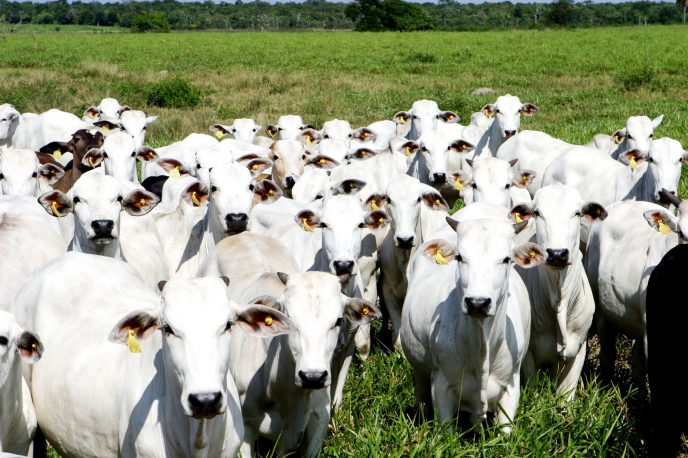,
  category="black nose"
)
[659,190,676,203]
[465,297,491,317]
[91,219,114,237]
[433,173,446,183]
[285,176,297,189]
[504,130,517,138]
[333,260,354,276]
[298,370,328,389]
[546,248,569,266]
[225,213,248,233]
[187,392,223,418]
[396,236,414,249]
